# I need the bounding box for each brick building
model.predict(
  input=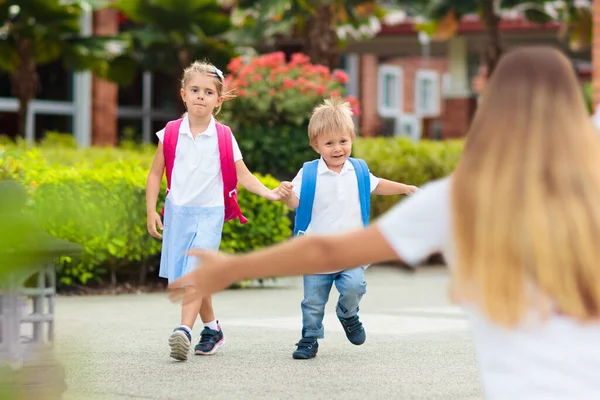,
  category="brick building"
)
[344,14,592,140]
